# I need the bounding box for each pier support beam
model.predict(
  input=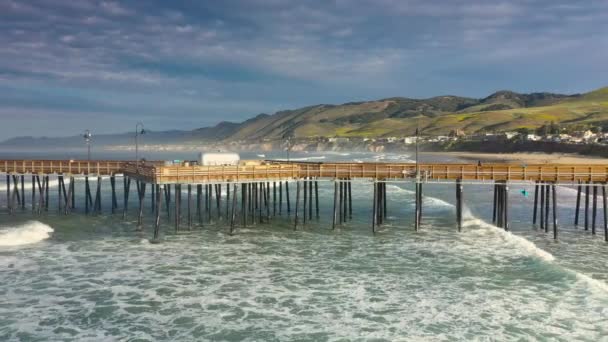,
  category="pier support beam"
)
[414,182,422,231]
[539,183,545,230]
[533,181,539,225]
[603,184,608,242]
[187,184,192,230]
[372,181,378,234]
[123,176,131,219]
[575,180,582,226]
[552,183,558,240]
[456,179,463,231]
[137,181,146,230]
[294,181,300,230]
[153,184,161,241]
[332,181,338,230]
[592,182,598,235]
[584,181,590,230]
[175,184,181,232]
[230,183,238,235]
[286,181,291,214]
[315,179,320,219]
